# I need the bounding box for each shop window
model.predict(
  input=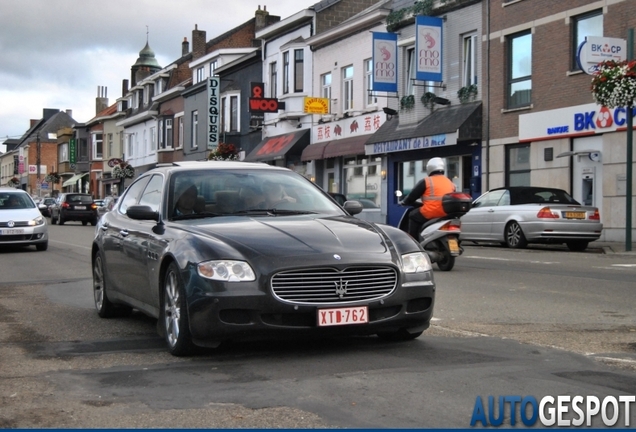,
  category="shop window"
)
[506,144,530,186]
